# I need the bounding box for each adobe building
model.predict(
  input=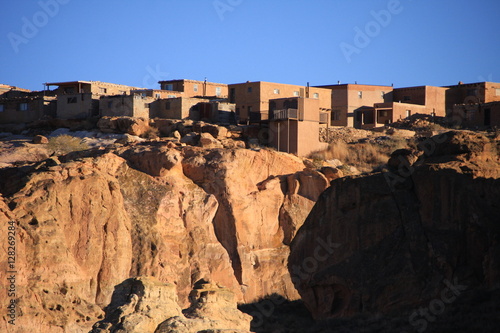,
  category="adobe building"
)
[0,85,56,124]
[0,84,31,97]
[45,81,142,119]
[268,97,329,156]
[445,82,500,115]
[152,97,235,123]
[451,101,500,127]
[100,94,155,118]
[131,89,182,99]
[159,79,228,99]
[314,83,393,128]
[228,81,332,124]
[360,85,448,128]
[0,94,56,124]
